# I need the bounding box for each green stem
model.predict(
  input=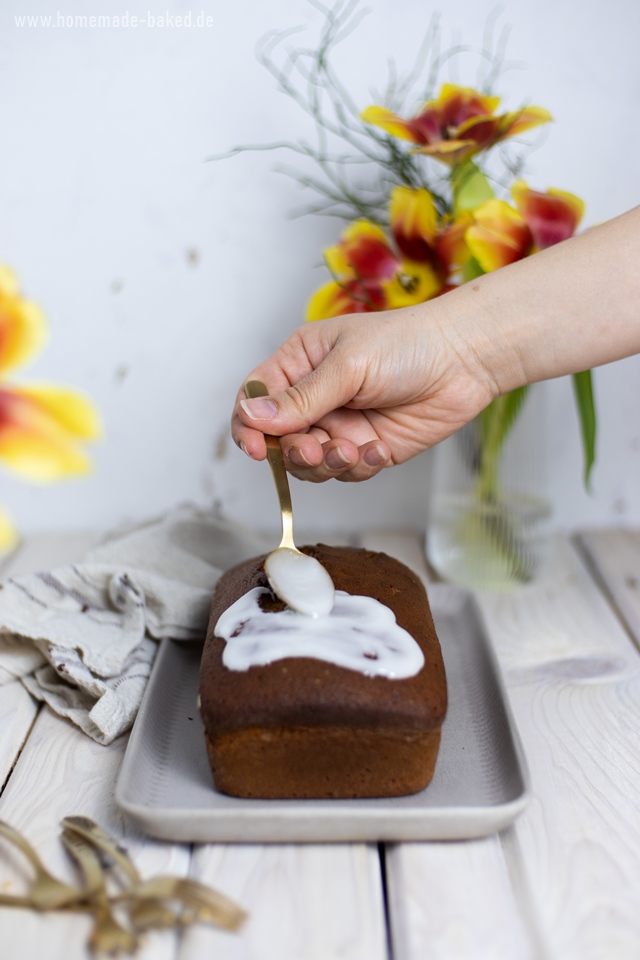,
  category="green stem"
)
[464,388,535,583]
[476,395,509,501]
